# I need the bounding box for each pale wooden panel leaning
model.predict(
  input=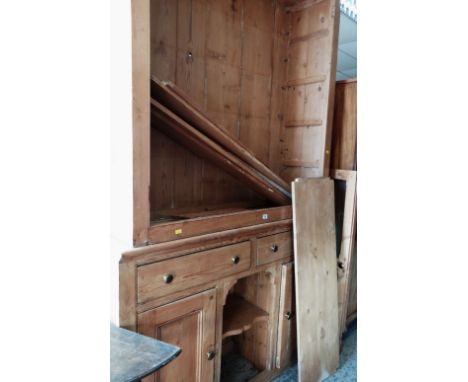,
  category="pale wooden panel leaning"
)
[292,177,339,382]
